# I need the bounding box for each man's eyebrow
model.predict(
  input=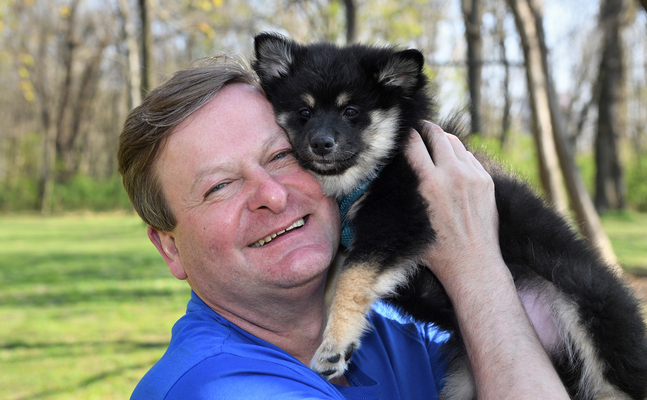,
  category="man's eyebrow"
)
[190,130,287,195]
